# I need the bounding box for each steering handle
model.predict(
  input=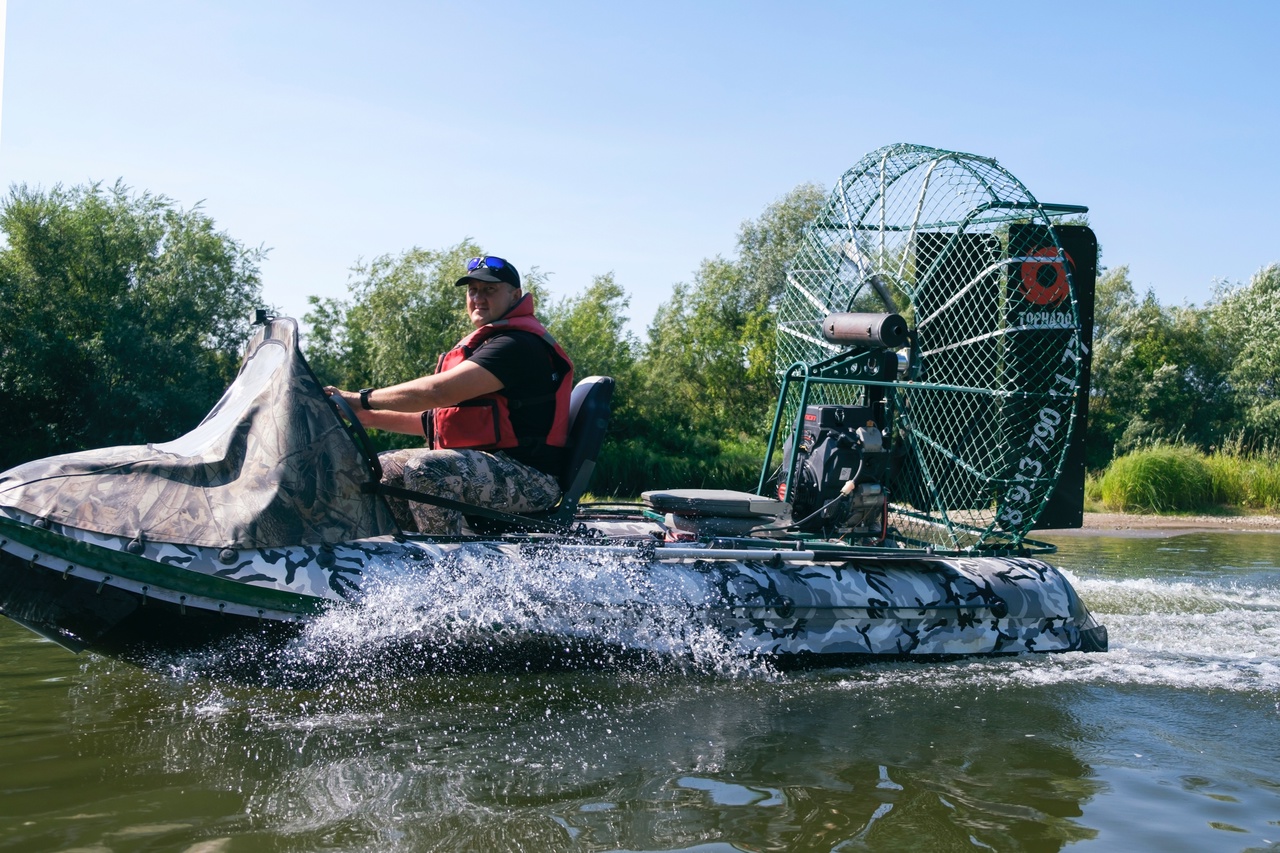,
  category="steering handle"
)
[328,392,384,483]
